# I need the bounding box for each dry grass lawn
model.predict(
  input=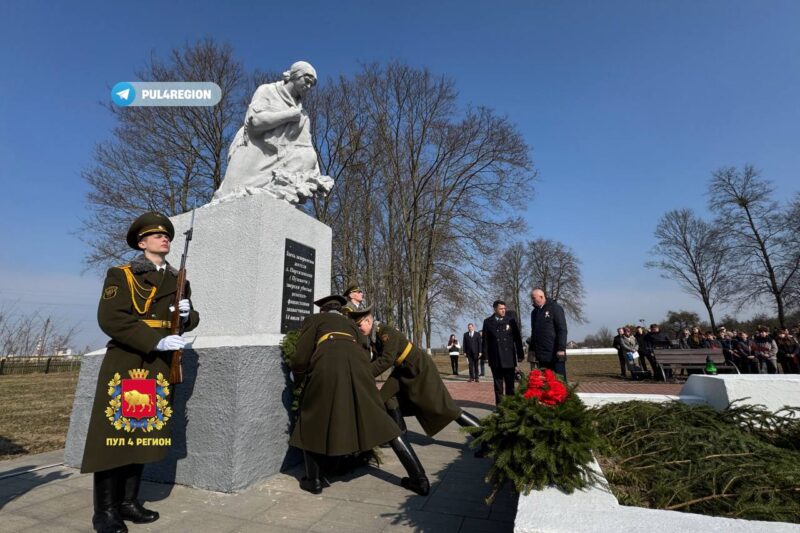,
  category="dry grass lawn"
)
[0,371,79,461]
